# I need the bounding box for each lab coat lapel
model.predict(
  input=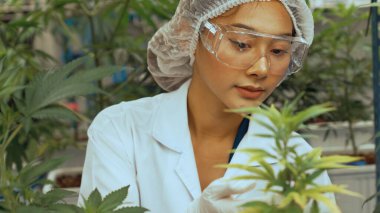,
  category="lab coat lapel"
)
[224,113,278,178]
[175,144,202,200]
[151,80,202,199]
